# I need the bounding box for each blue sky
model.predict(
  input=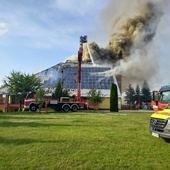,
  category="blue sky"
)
[0,0,110,85]
[0,0,170,90]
